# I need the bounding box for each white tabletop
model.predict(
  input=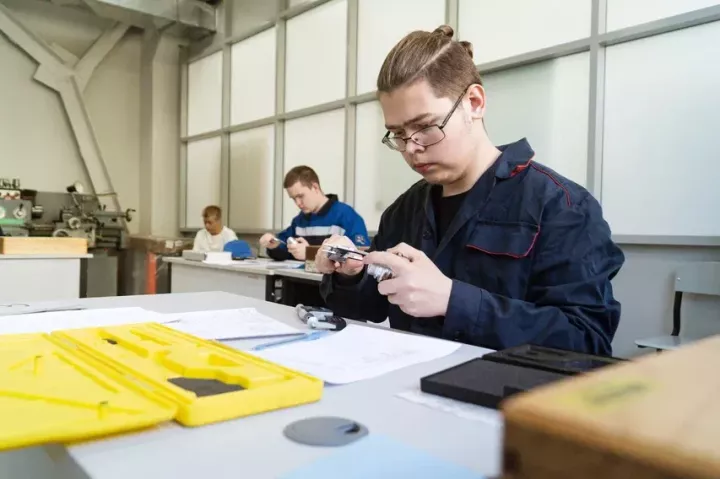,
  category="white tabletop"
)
[165,256,323,283]
[0,254,93,260]
[34,292,501,479]
[164,257,276,276]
